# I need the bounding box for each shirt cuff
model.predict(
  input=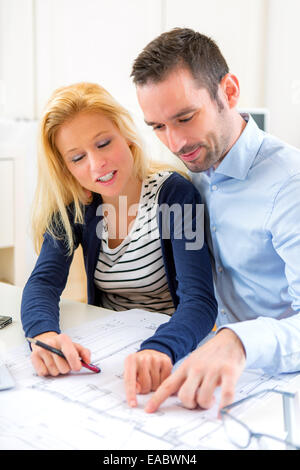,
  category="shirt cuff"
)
[217,317,279,372]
